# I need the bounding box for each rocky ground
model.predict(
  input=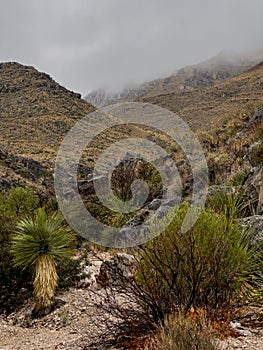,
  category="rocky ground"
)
[221,329,263,350]
[0,253,262,350]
